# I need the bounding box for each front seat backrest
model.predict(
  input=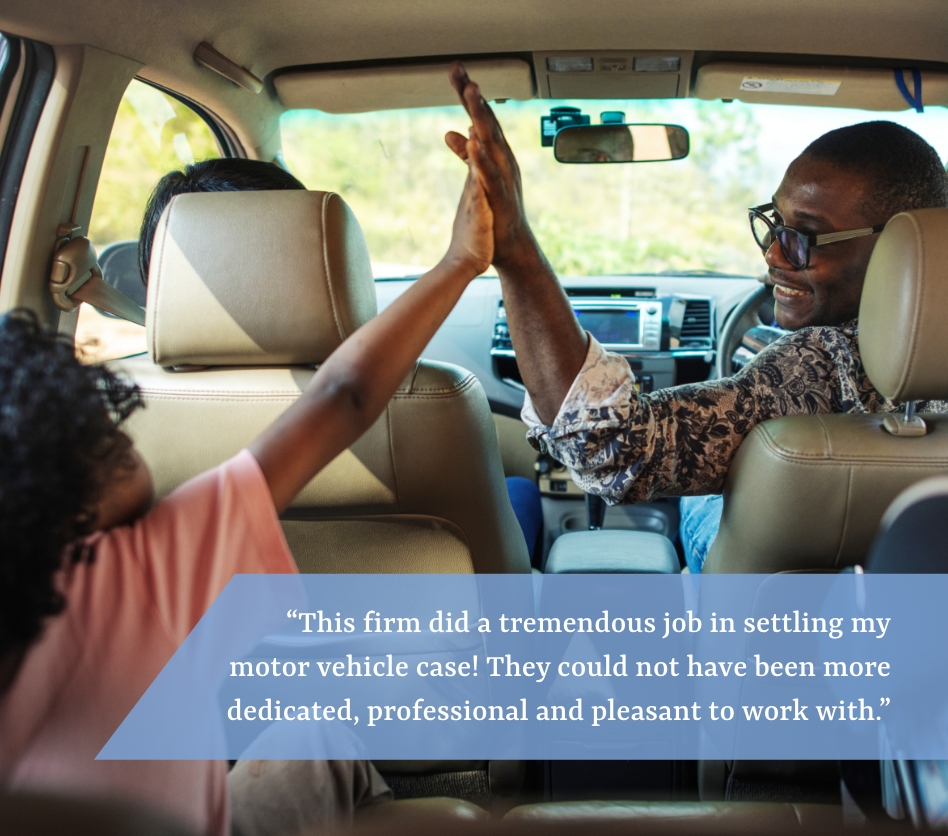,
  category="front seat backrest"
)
[115,190,529,574]
[706,208,948,573]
